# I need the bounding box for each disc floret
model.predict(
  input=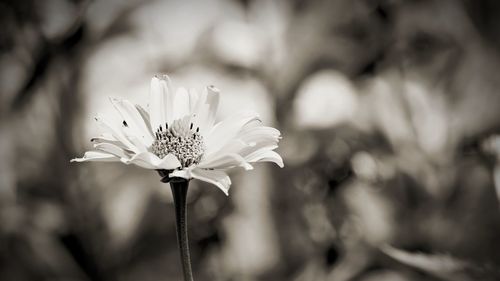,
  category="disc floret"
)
[151,121,205,168]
